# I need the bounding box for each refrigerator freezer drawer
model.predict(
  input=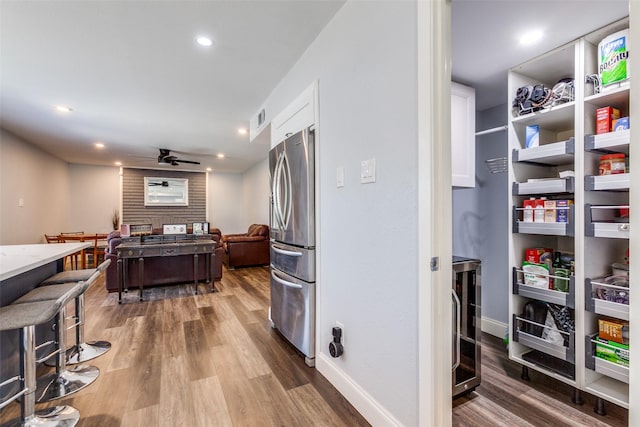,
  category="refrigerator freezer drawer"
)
[270,268,315,358]
[270,242,315,283]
